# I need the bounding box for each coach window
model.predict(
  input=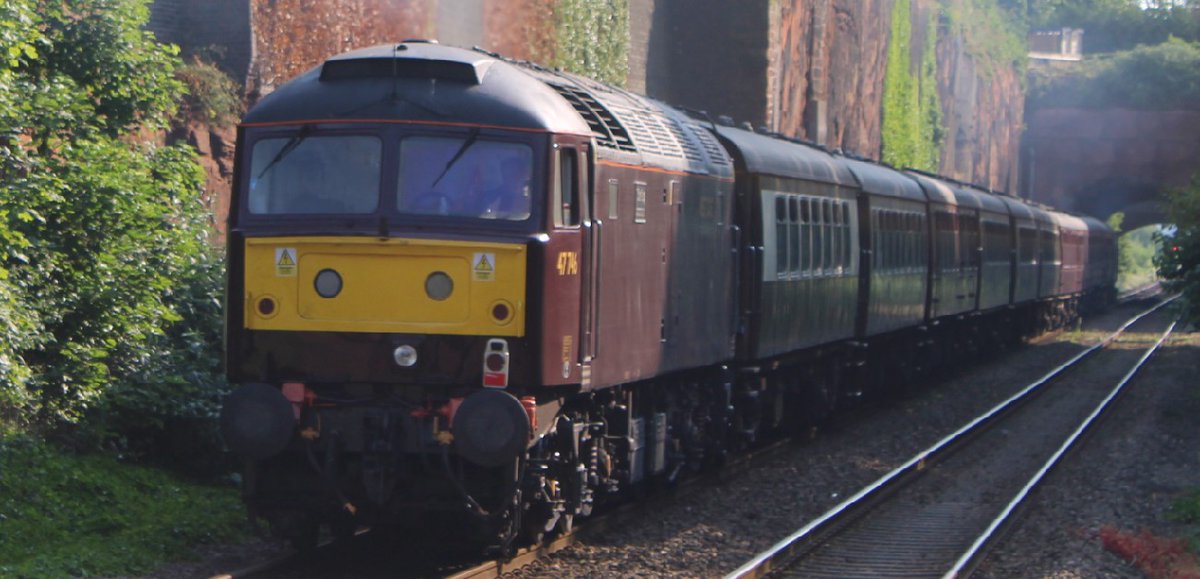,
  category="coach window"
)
[811,199,824,275]
[870,209,880,270]
[788,196,800,274]
[835,200,844,272]
[775,195,788,276]
[799,198,811,274]
[842,202,852,272]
